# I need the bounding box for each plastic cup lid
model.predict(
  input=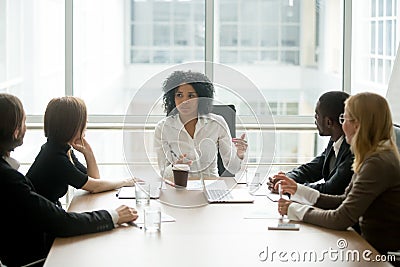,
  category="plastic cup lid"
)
[172,164,190,171]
